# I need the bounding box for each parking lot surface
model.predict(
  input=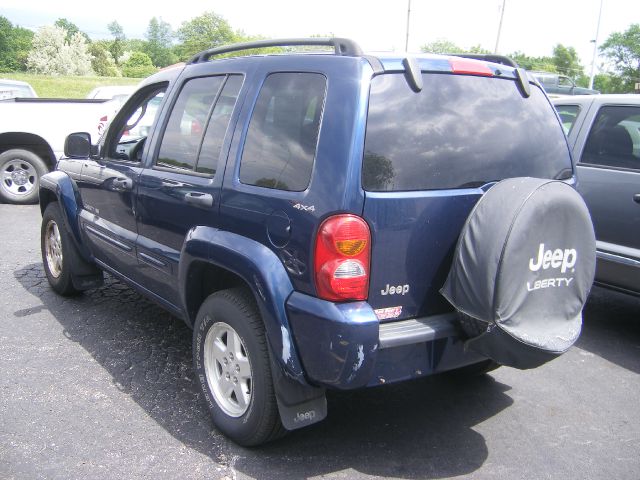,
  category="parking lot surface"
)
[1,204,639,480]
